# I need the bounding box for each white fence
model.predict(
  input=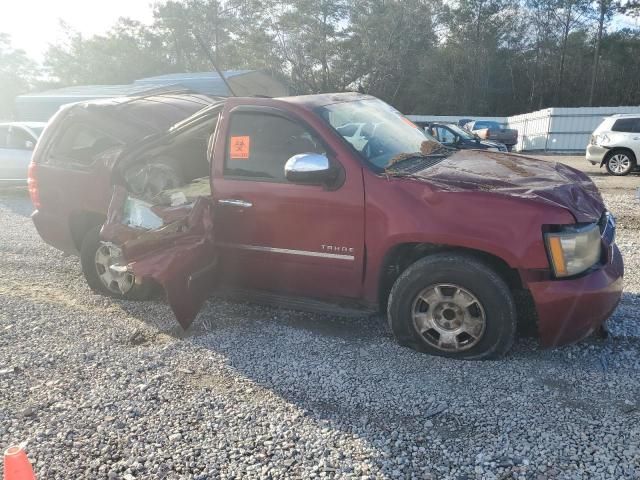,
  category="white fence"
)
[408,106,640,153]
